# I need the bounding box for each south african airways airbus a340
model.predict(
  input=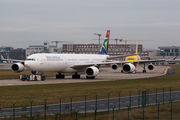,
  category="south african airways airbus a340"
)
[2,30,129,79]
[2,30,172,79]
